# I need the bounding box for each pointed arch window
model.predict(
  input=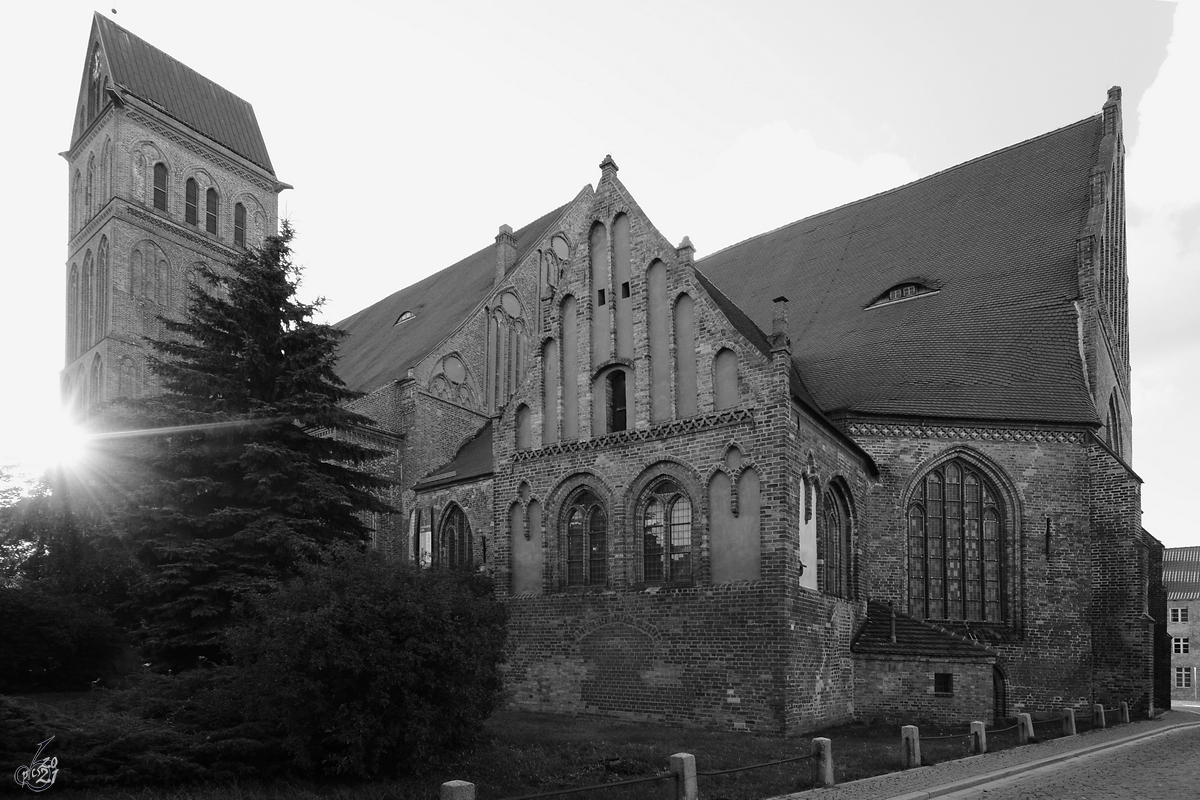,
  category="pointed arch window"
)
[908,458,1006,622]
[185,178,199,225]
[642,480,693,584]
[565,489,607,587]
[234,202,247,247]
[152,163,168,211]
[439,504,472,569]
[205,188,219,234]
[819,485,852,598]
